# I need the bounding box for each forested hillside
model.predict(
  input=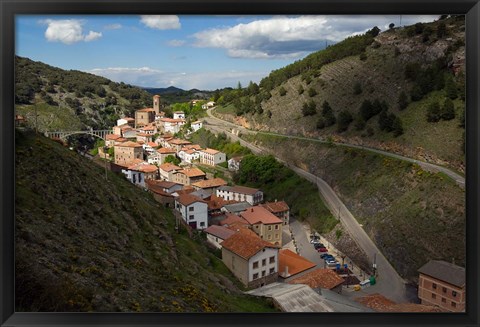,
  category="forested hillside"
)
[212,16,466,173]
[15,56,153,131]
